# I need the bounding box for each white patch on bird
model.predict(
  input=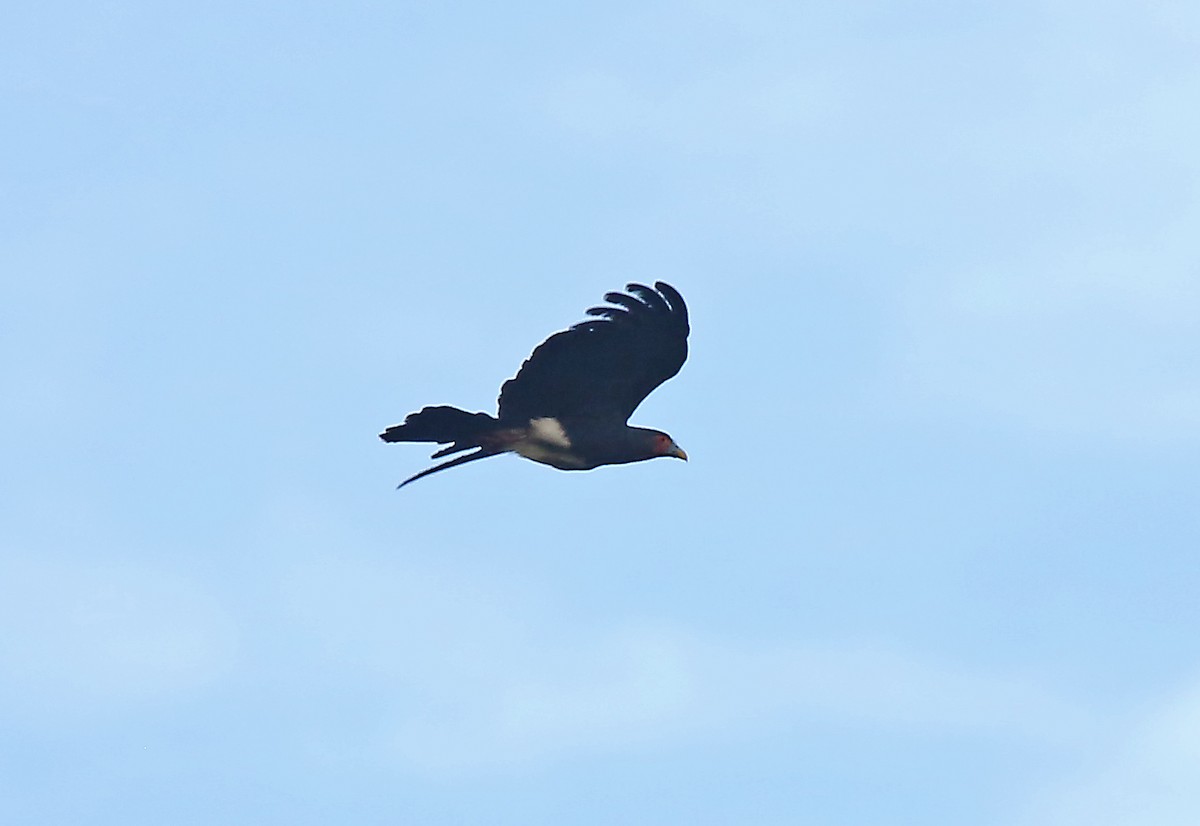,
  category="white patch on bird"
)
[513,417,591,469]
[529,417,572,448]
